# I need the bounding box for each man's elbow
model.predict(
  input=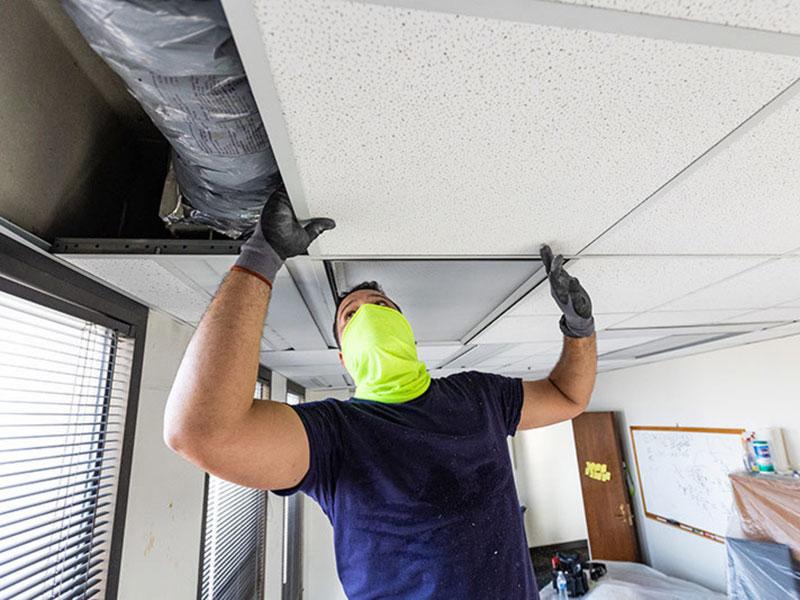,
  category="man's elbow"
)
[162,400,216,460]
